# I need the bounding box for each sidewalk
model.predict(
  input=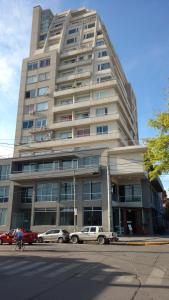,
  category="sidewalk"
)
[116,234,169,245]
